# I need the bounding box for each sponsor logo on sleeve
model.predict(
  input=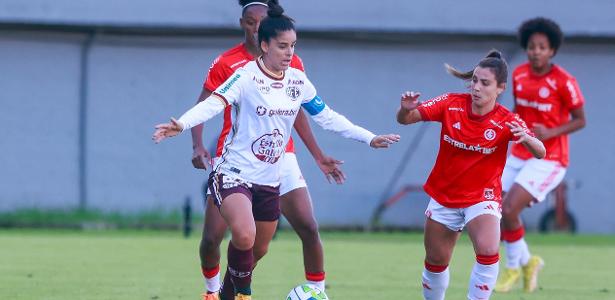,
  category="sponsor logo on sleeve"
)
[256,106,267,116]
[218,74,241,94]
